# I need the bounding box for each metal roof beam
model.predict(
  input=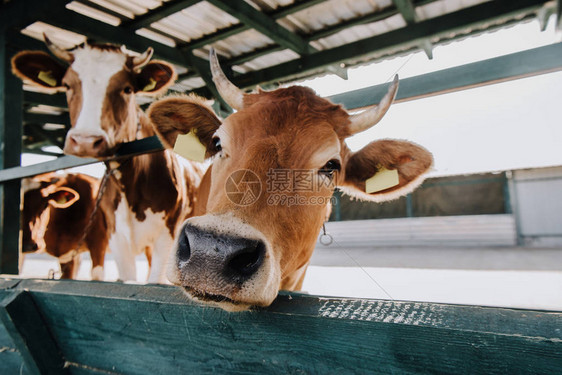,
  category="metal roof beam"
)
[328,42,562,109]
[23,113,70,128]
[181,24,248,51]
[205,0,313,55]
[24,123,65,149]
[3,41,562,180]
[183,52,234,113]
[269,0,327,19]
[0,0,70,30]
[230,0,550,88]
[206,0,441,69]
[41,7,189,68]
[392,0,434,59]
[180,0,326,51]
[23,92,67,108]
[392,0,418,23]
[227,45,285,66]
[122,0,201,30]
[180,0,437,52]
[73,0,130,22]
